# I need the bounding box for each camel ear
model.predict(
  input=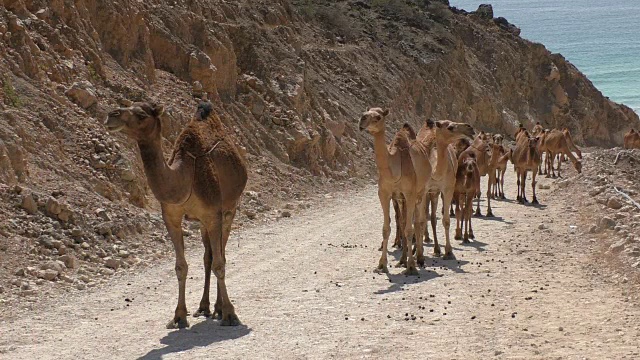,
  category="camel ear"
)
[426,118,435,128]
[435,121,444,128]
[381,108,389,116]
